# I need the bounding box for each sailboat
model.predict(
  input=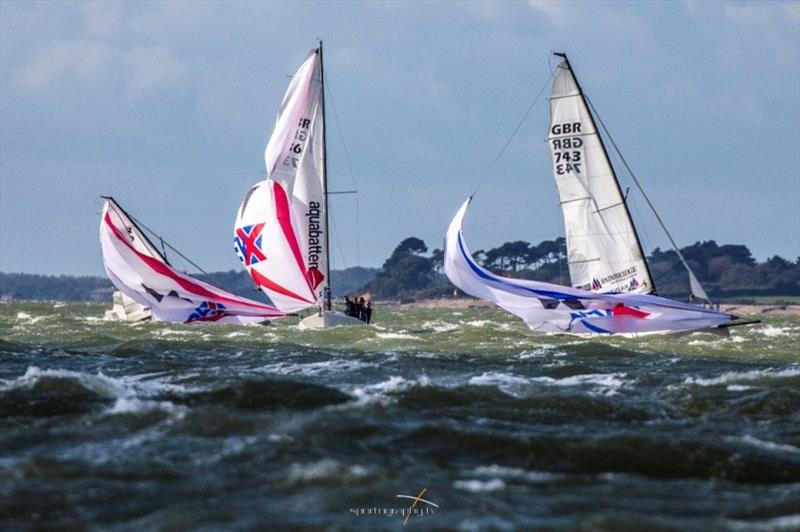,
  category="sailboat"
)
[100,197,286,324]
[234,42,366,329]
[444,53,750,336]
